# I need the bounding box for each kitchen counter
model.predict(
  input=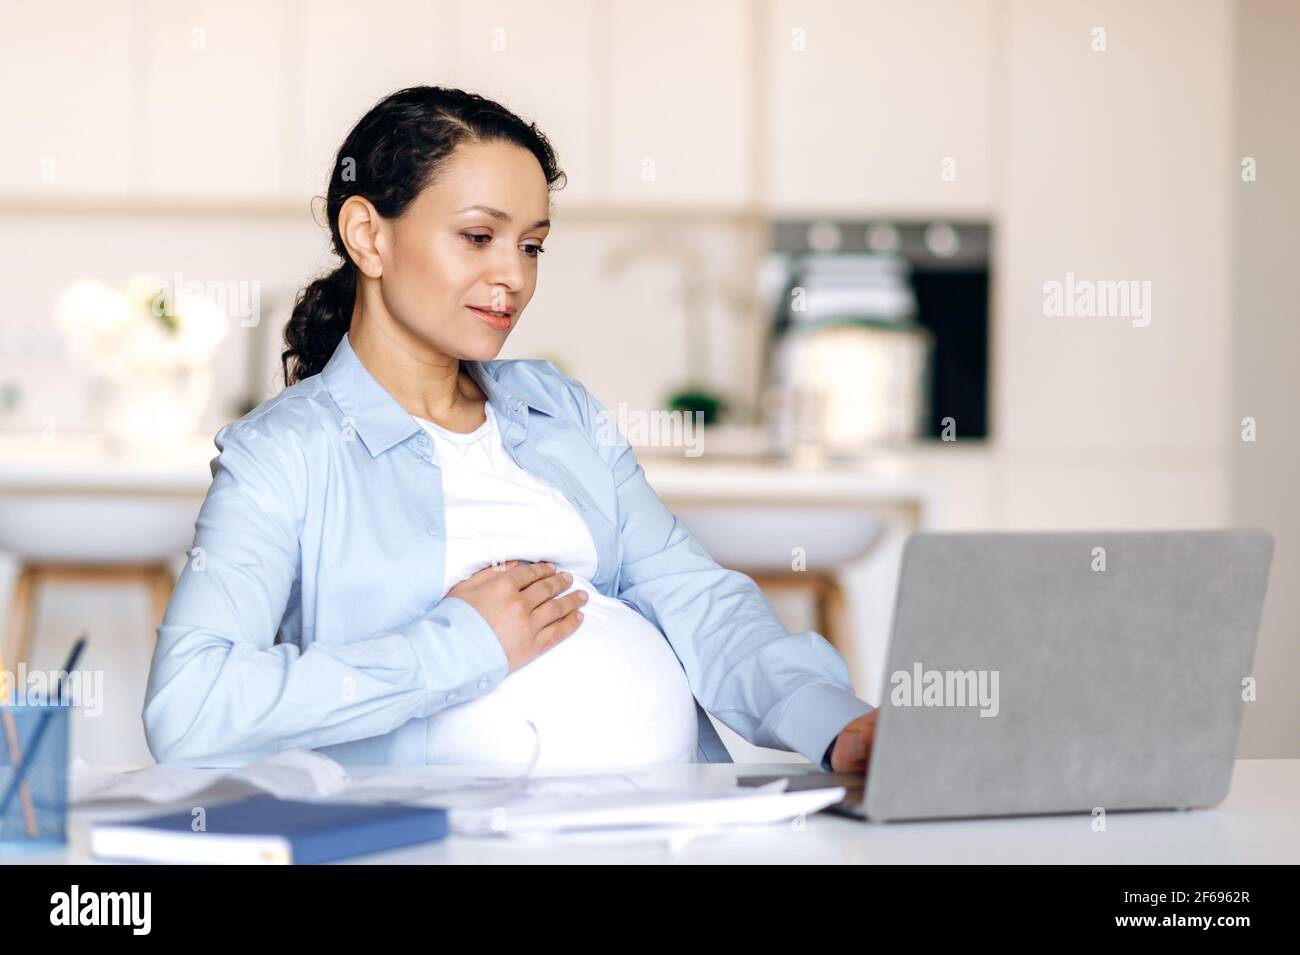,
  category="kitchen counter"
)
[0,430,946,695]
[0,430,950,506]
